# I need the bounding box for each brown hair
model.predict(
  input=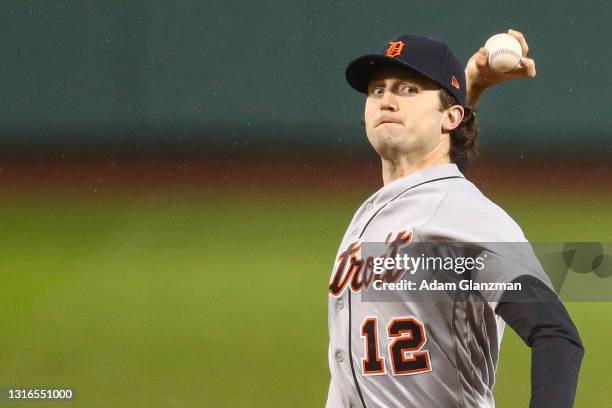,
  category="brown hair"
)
[439,88,479,173]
